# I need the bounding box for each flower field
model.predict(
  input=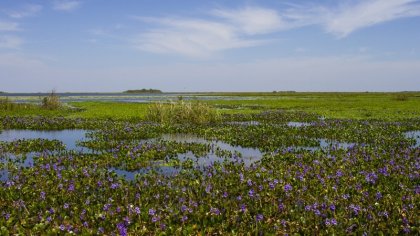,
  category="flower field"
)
[0,108,419,234]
